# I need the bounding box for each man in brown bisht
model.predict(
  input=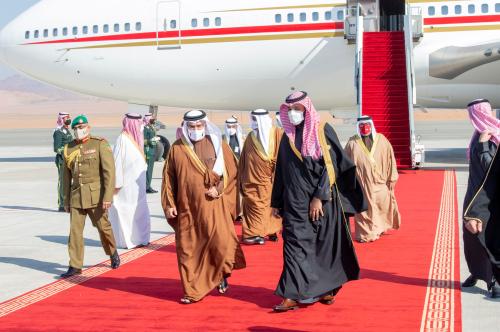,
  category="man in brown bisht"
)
[240,109,283,245]
[222,116,245,221]
[344,116,401,243]
[161,110,246,304]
